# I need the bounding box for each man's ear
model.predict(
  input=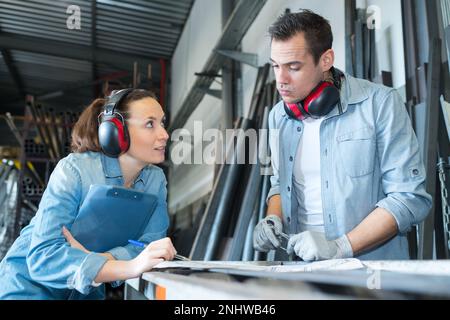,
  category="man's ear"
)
[320,49,335,72]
